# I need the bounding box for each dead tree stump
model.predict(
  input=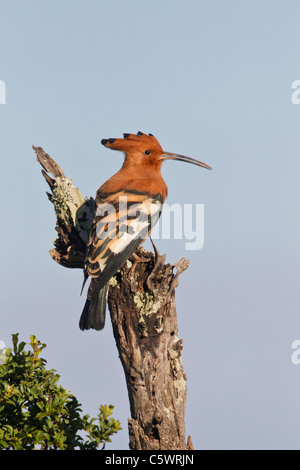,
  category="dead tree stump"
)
[34,145,193,450]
